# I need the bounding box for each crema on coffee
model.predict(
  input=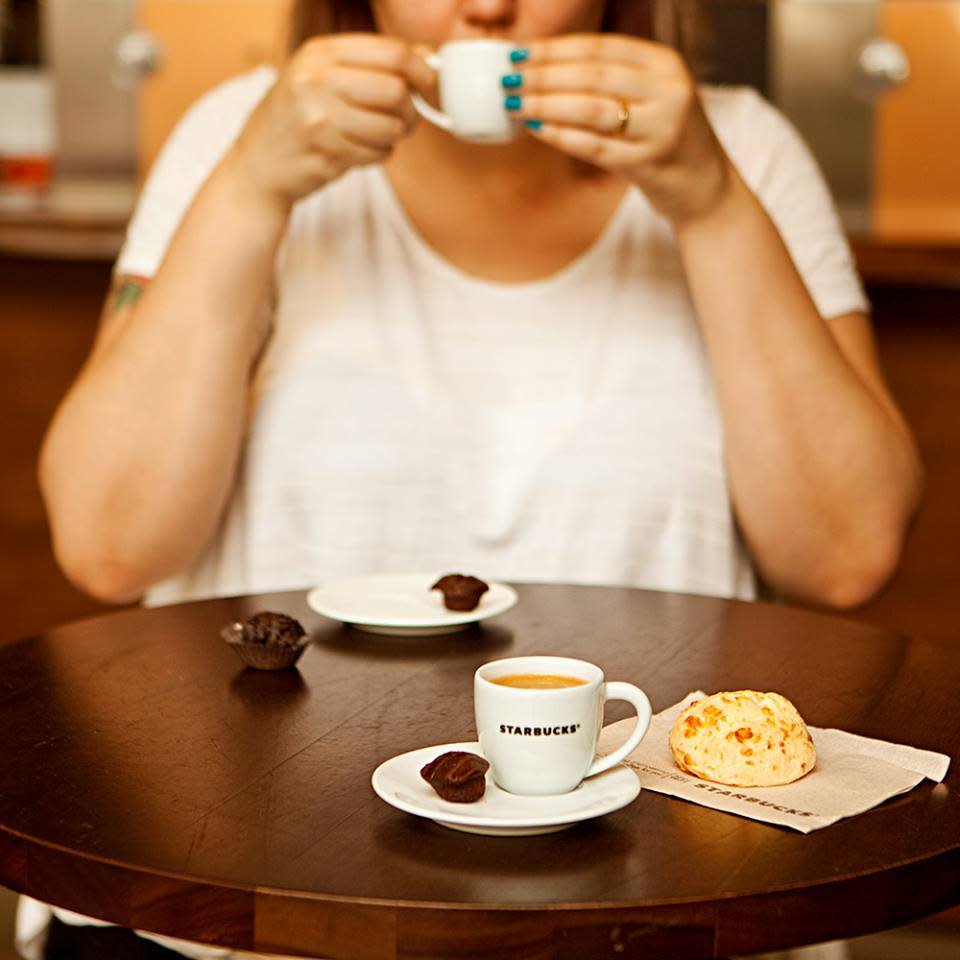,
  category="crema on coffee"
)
[491,673,587,689]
